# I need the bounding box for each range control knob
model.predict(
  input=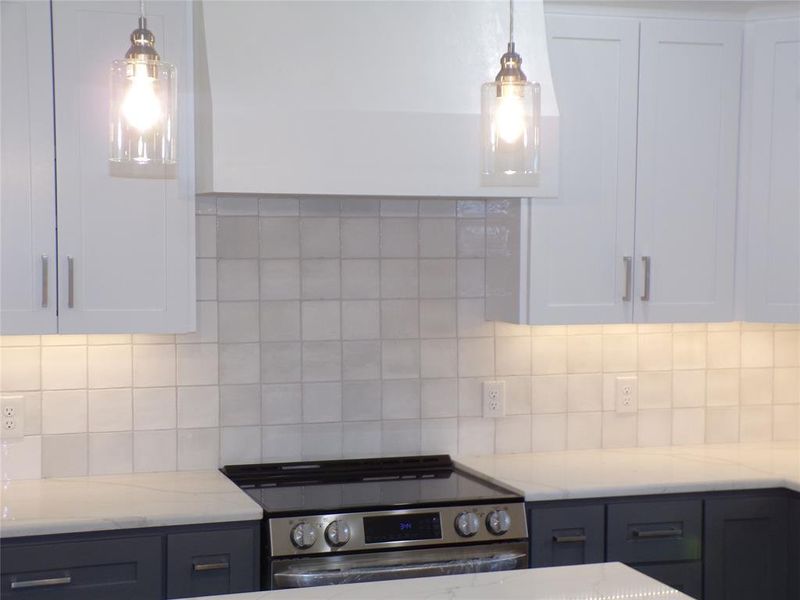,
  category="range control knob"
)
[486,509,511,535]
[325,520,351,547]
[454,511,480,537]
[290,522,317,549]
